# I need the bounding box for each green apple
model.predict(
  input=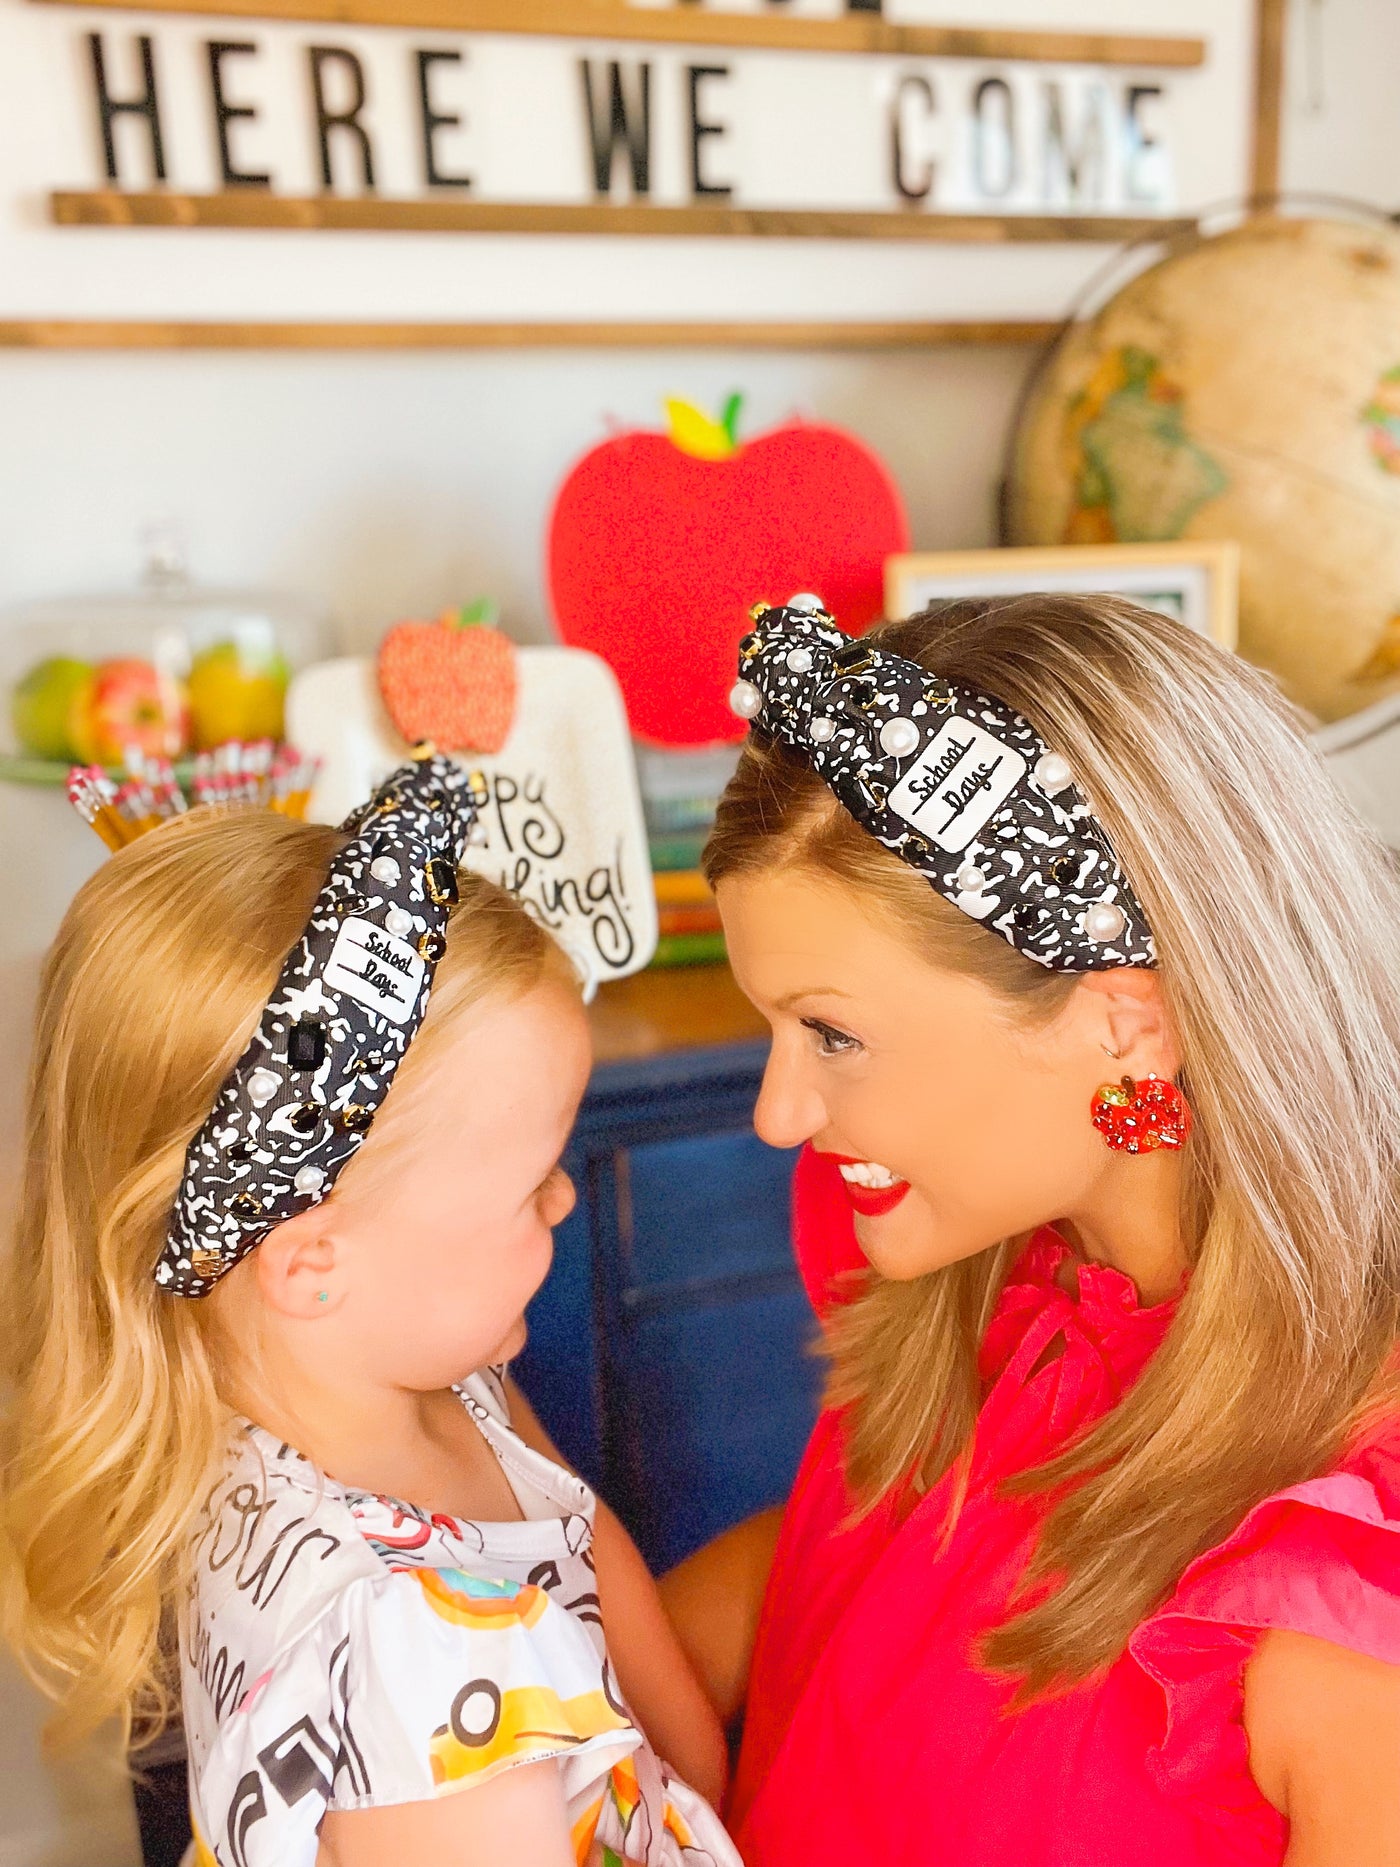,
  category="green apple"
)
[11,656,95,761]
[187,640,290,750]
